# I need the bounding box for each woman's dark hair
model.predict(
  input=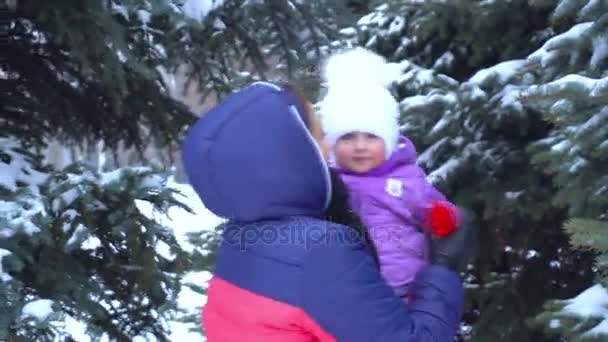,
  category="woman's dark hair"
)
[325,169,381,268]
[277,81,380,267]
[277,82,311,127]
